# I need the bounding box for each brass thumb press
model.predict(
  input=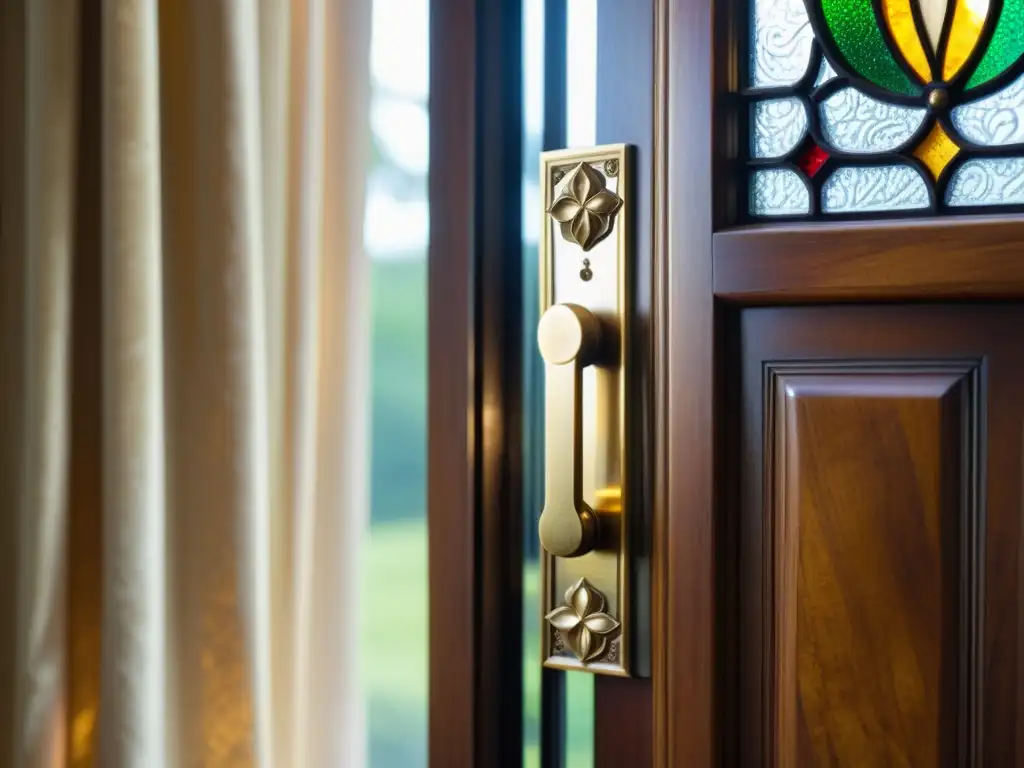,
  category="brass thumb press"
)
[536,303,605,558]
